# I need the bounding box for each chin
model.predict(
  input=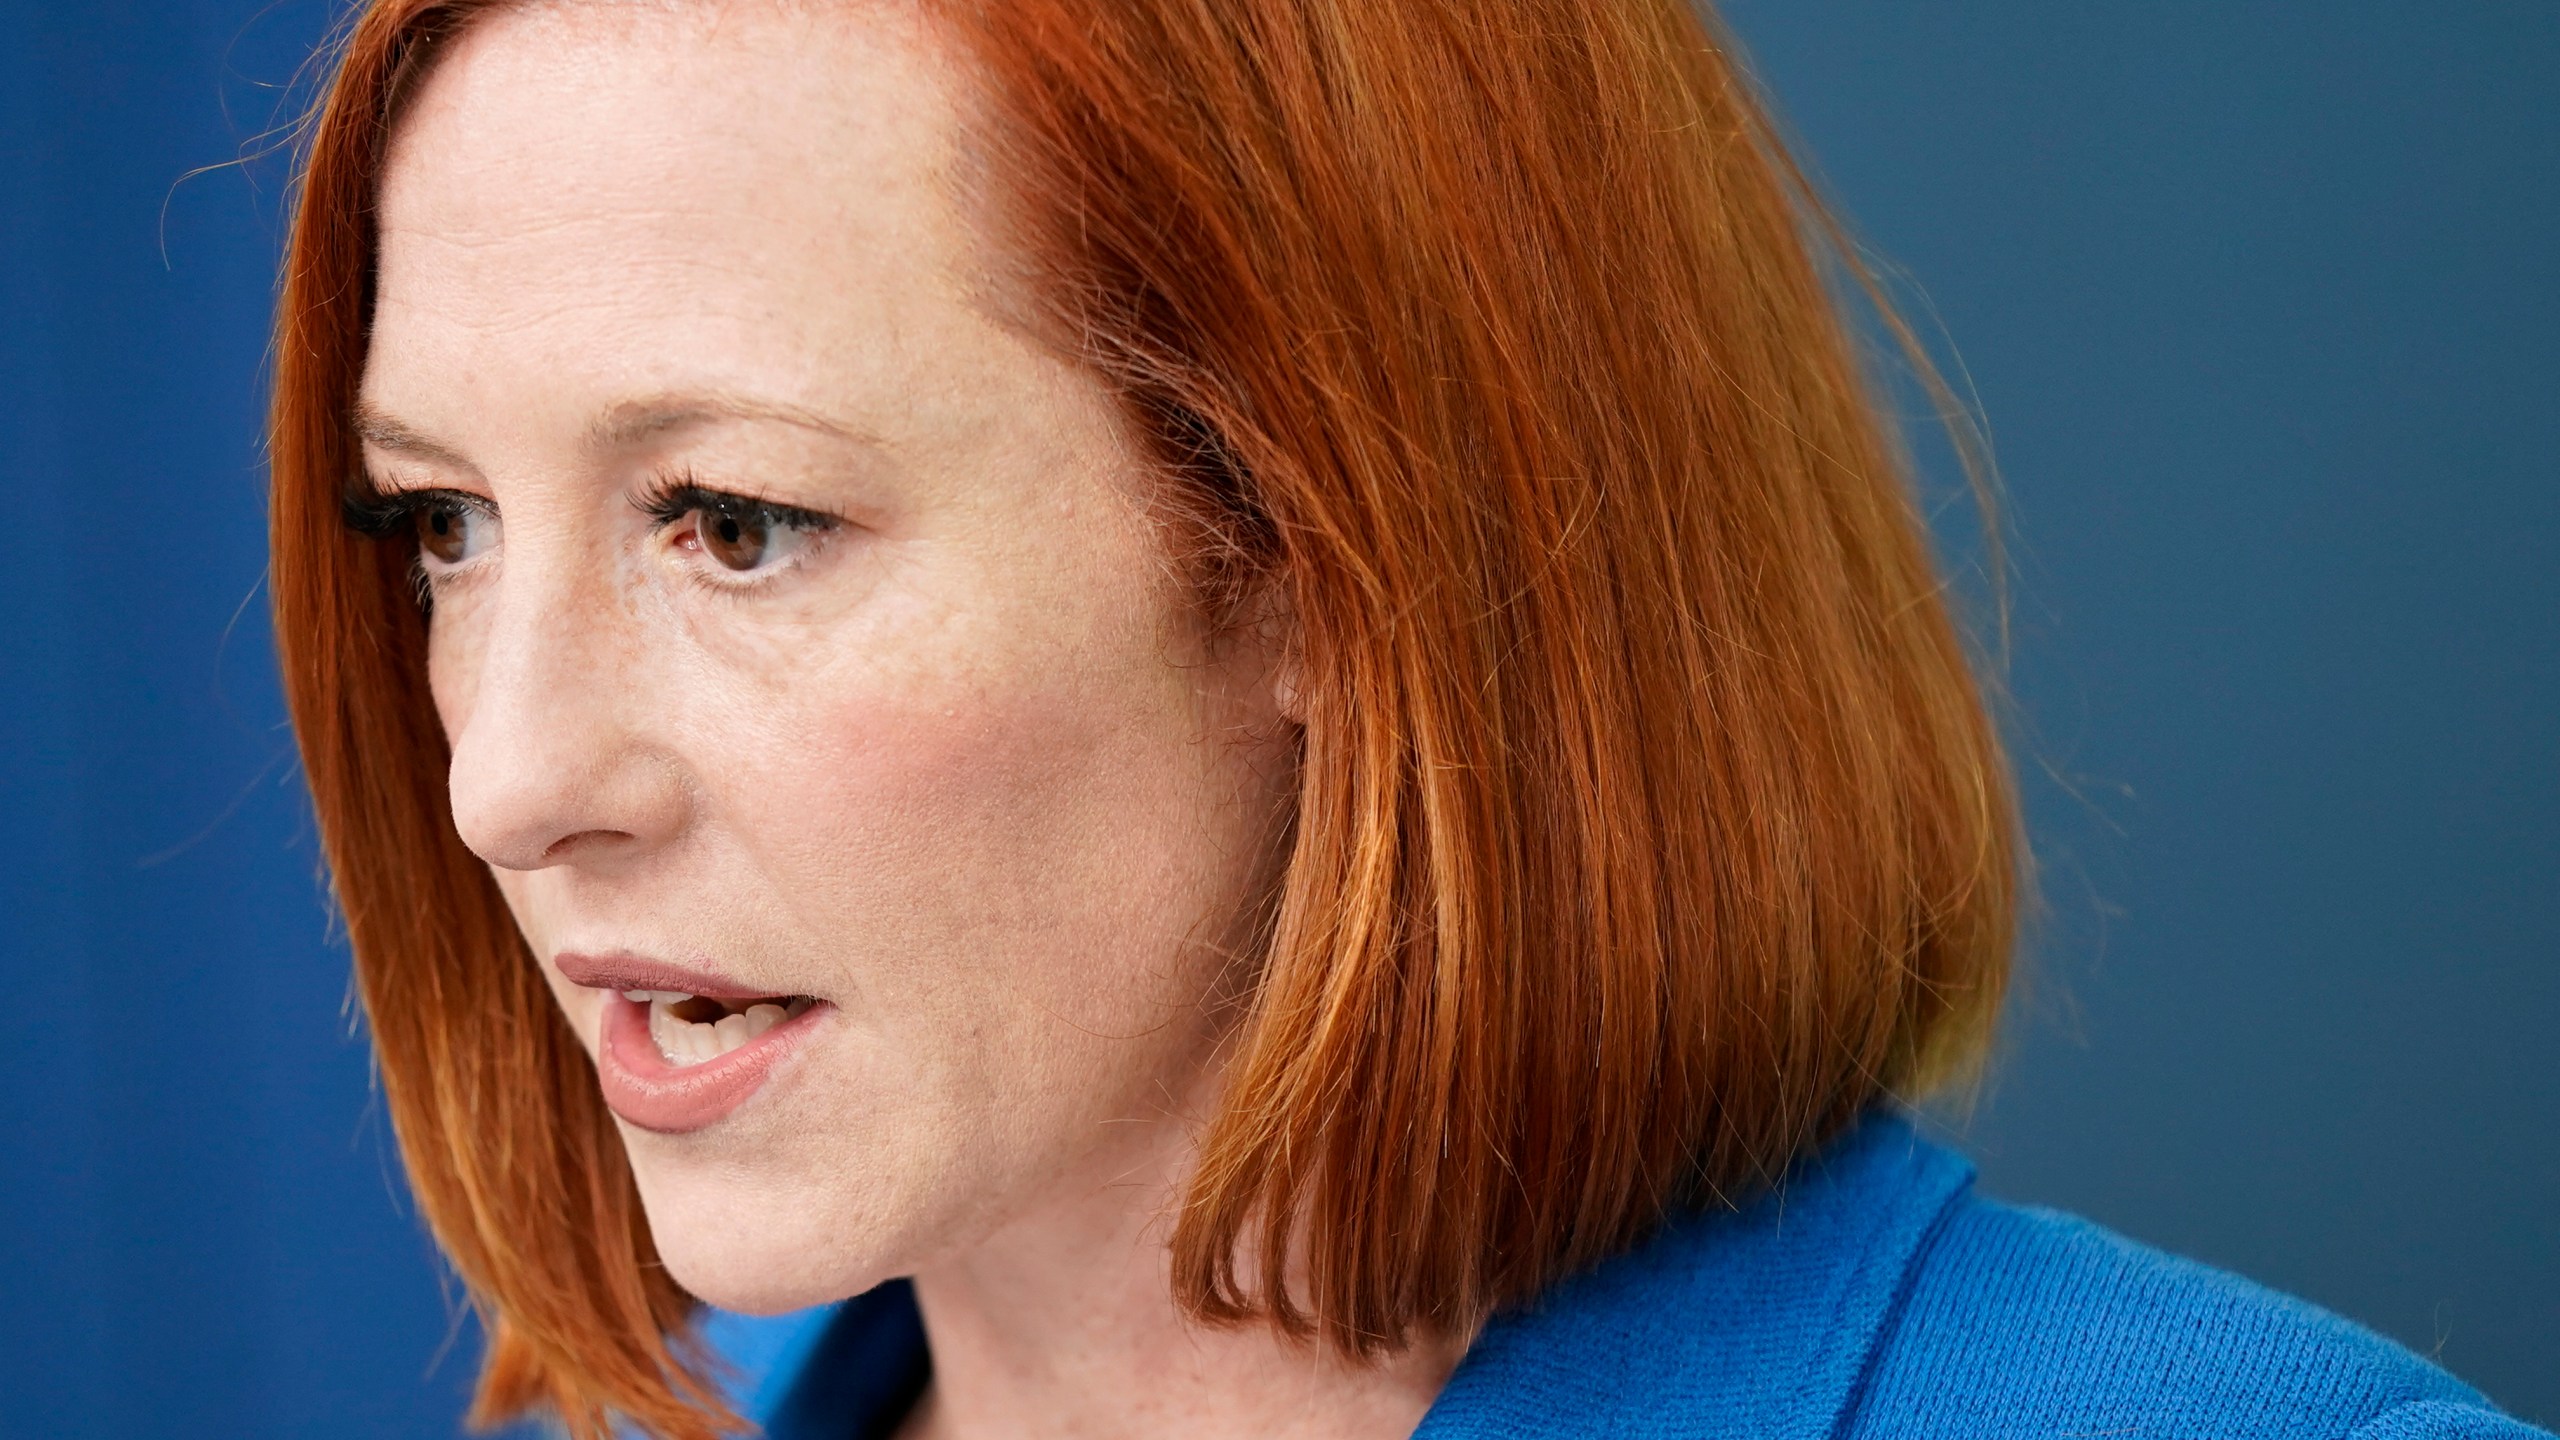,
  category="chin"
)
[621,1142,917,1317]
[665,1255,862,1319]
